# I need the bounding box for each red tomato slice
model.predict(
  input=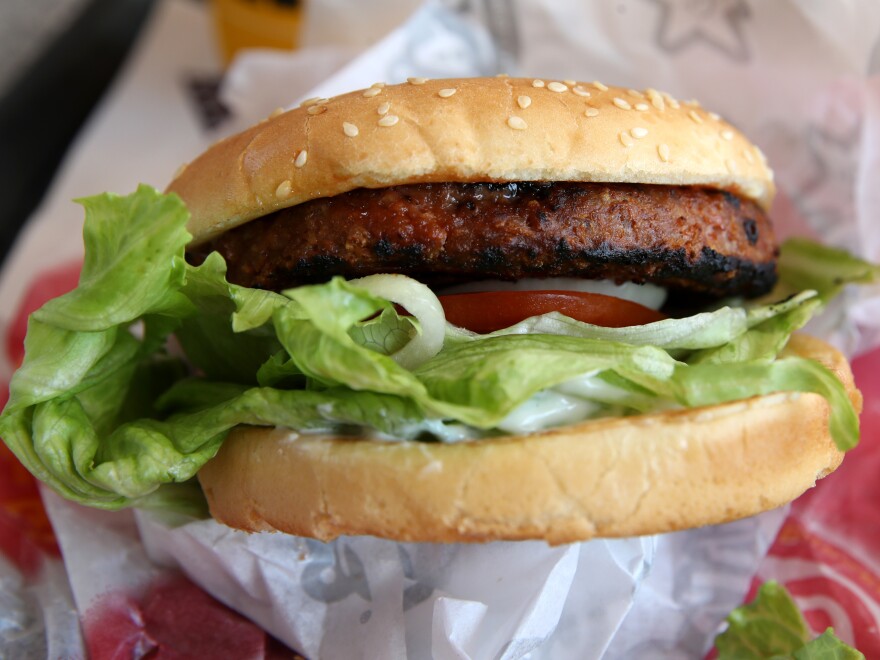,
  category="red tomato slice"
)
[438,290,666,334]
